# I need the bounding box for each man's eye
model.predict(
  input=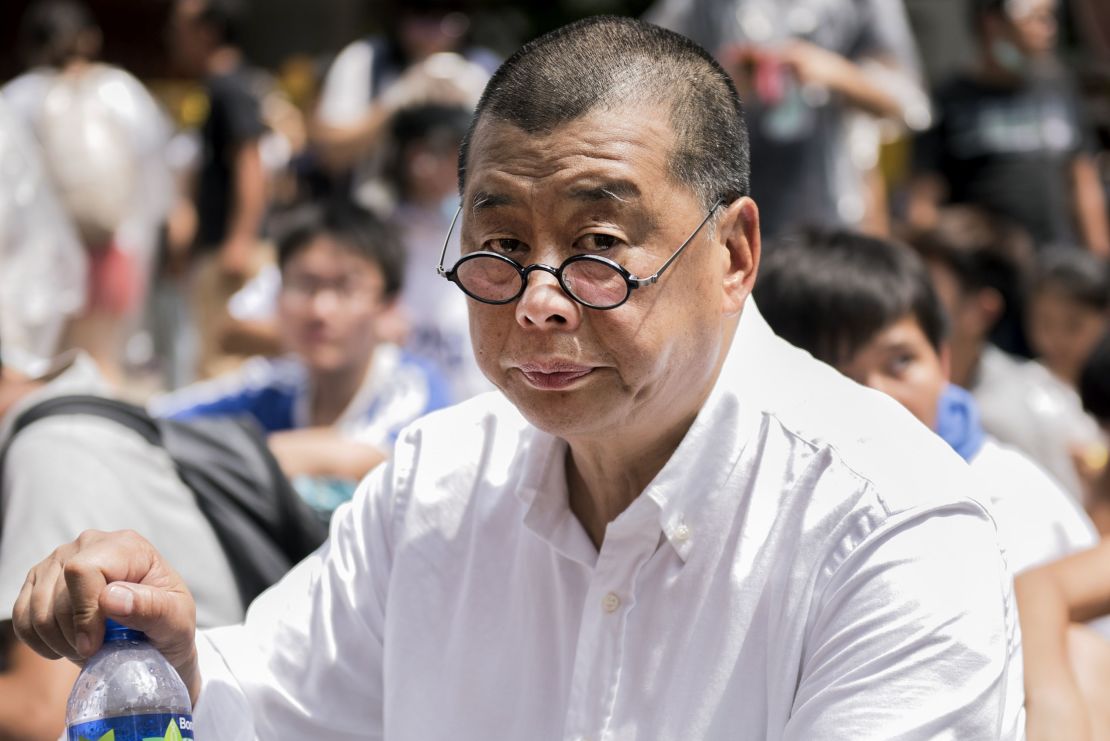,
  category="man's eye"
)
[574,234,624,252]
[483,238,525,254]
[887,354,914,375]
